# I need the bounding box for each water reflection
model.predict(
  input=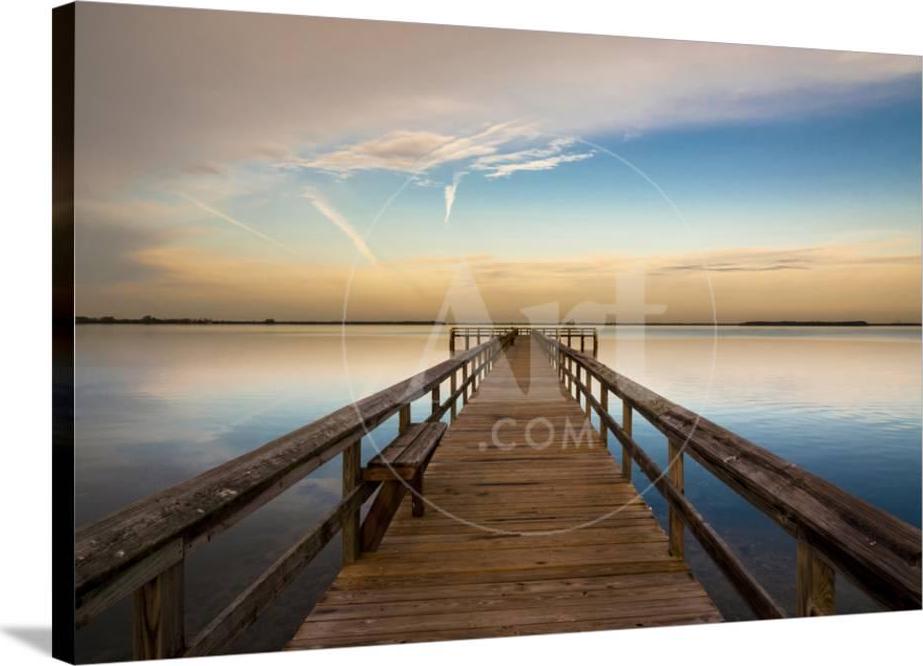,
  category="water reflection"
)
[74,325,921,661]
